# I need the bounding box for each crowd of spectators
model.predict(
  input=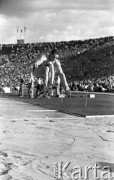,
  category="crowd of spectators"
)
[68,76,114,92]
[0,36,114,93]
